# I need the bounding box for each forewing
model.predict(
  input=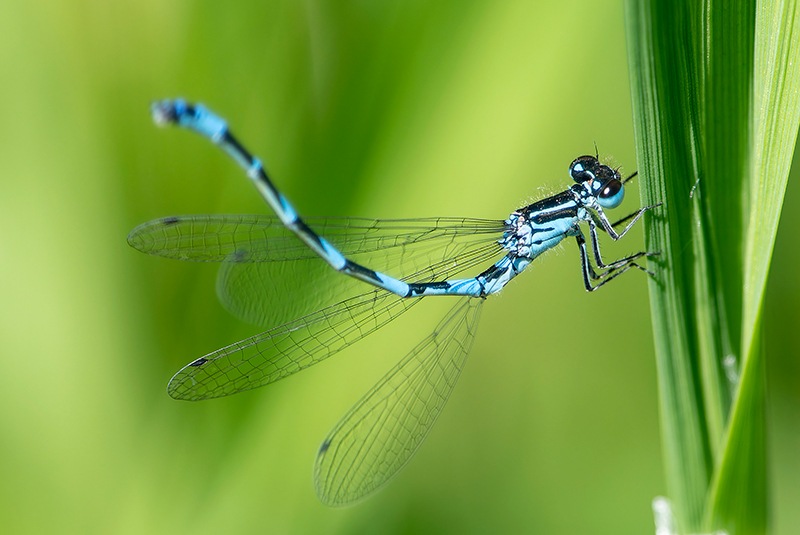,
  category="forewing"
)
[127,214,503,264]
